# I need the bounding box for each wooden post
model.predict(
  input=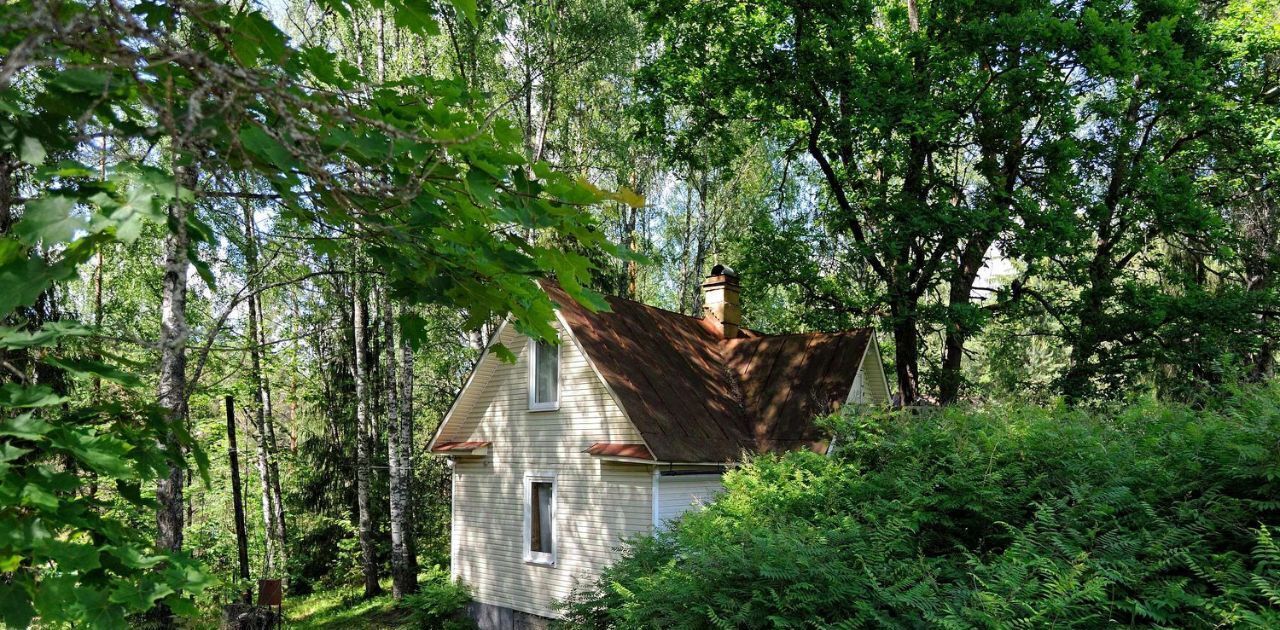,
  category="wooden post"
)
[226,396,251,602]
